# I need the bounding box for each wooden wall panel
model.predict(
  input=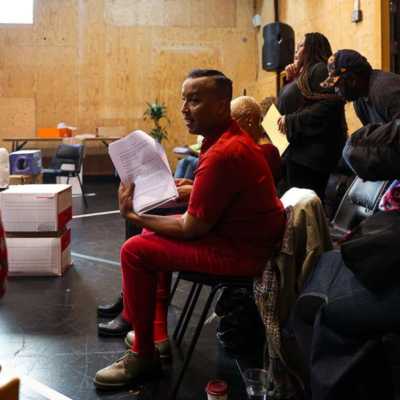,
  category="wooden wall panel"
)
[104,0,238,28]
[0,0,257,171]
[0,98,35,149]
